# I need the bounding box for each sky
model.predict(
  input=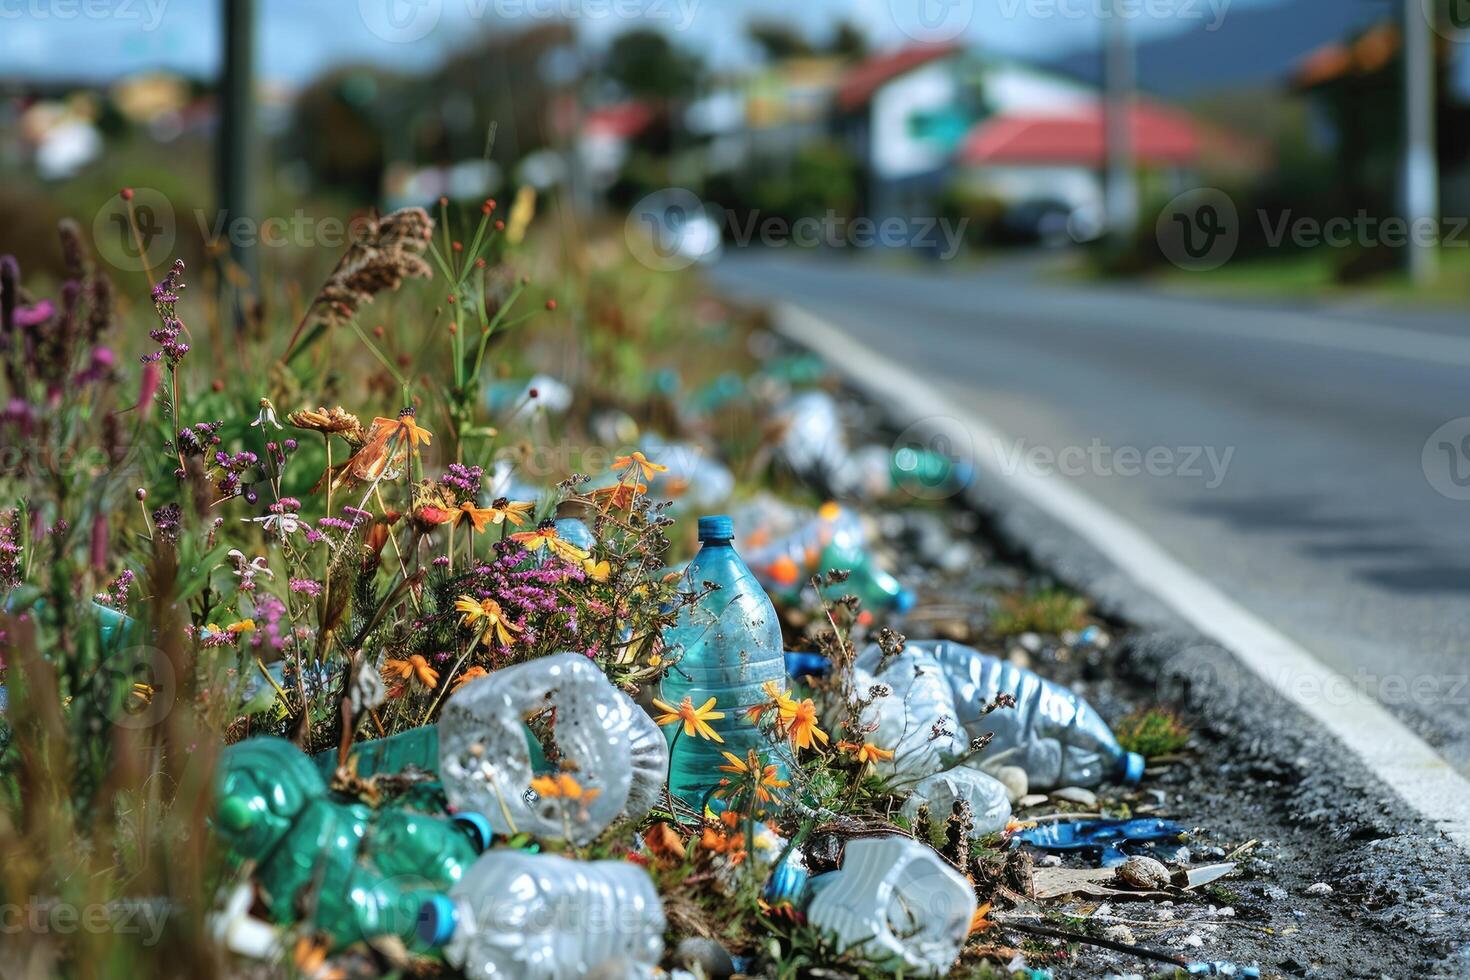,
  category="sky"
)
[0,0,1283,86]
